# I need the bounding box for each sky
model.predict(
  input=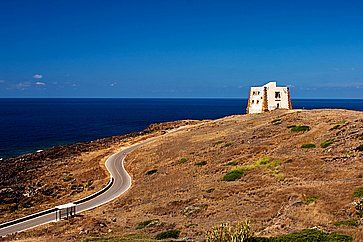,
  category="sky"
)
[0,0,363,98]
